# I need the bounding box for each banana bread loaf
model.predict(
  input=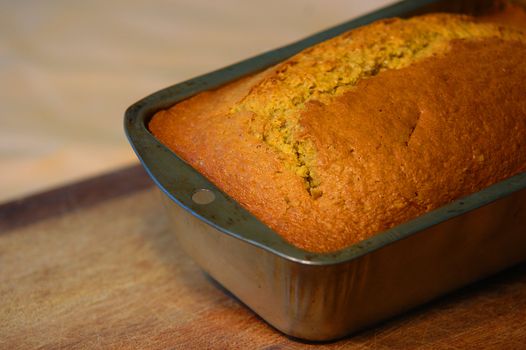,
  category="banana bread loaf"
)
[149,13,526,253]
